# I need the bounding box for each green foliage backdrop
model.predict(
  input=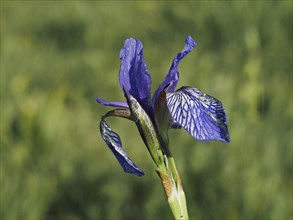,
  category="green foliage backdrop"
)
[1,1,292,219]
